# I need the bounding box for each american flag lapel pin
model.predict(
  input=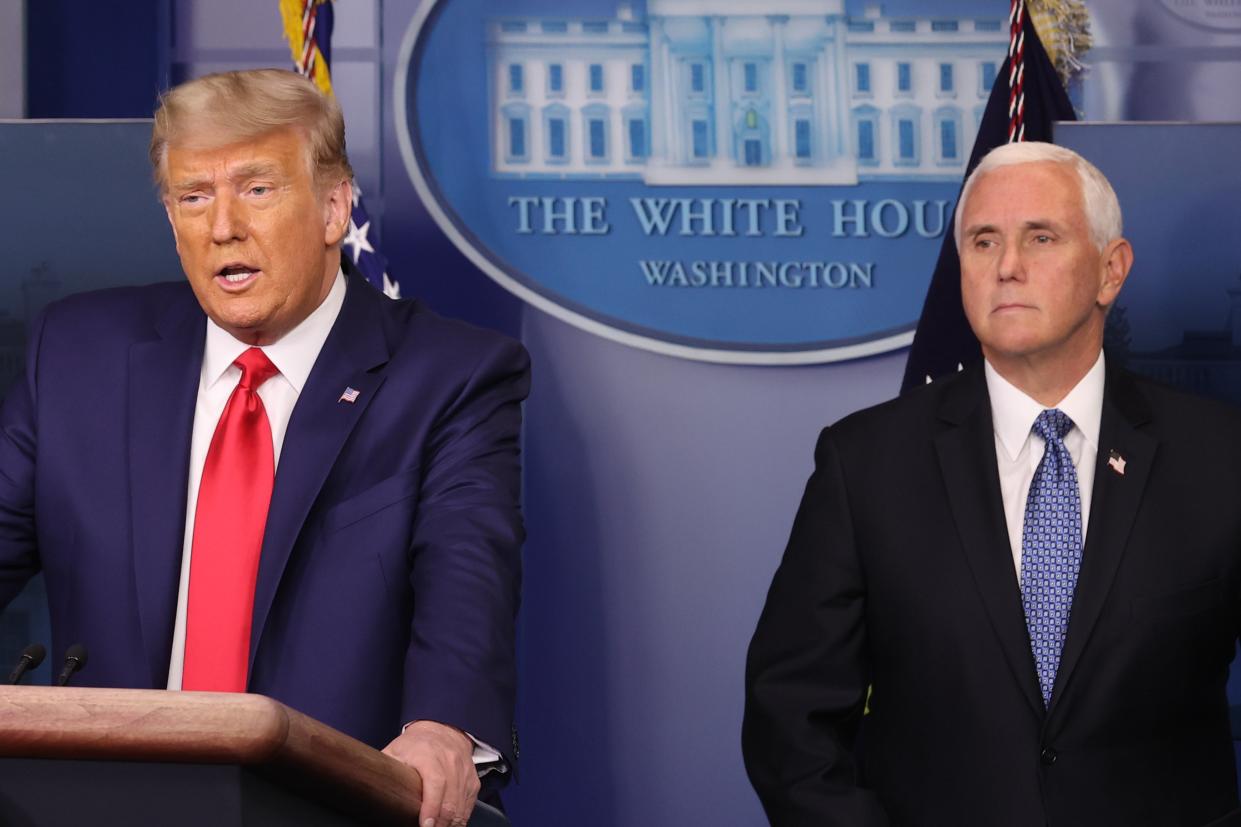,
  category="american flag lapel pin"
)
[1107,449,1126,476]
[338,386,361,404]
